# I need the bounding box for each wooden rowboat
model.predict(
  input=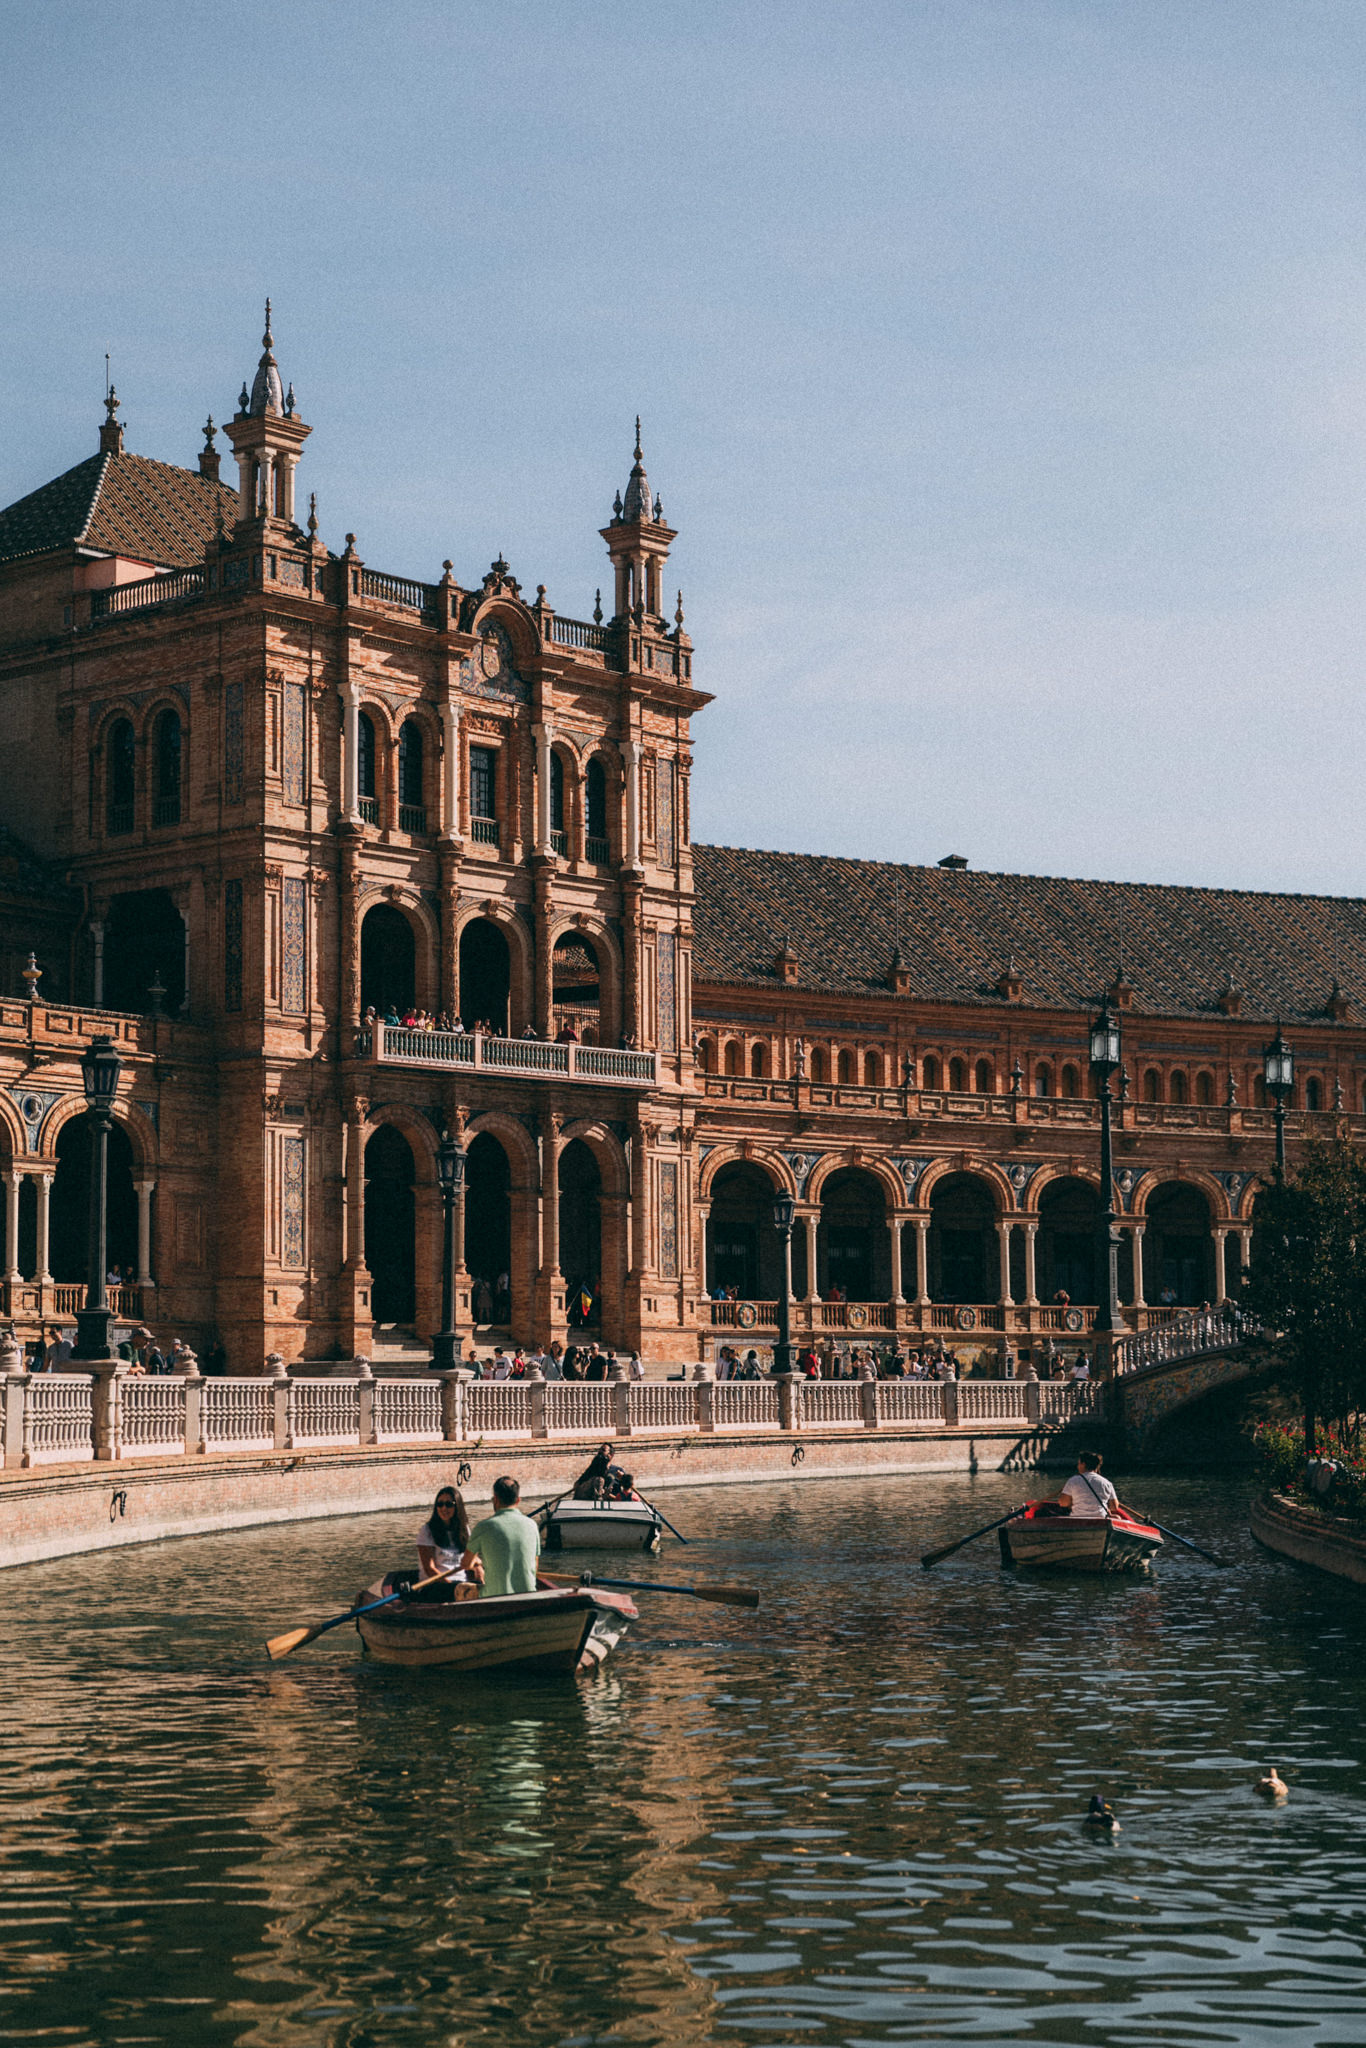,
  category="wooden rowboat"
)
[354,1576,637,1673]
[542,1498,662,1553]
[1000,1504,1163,1573]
